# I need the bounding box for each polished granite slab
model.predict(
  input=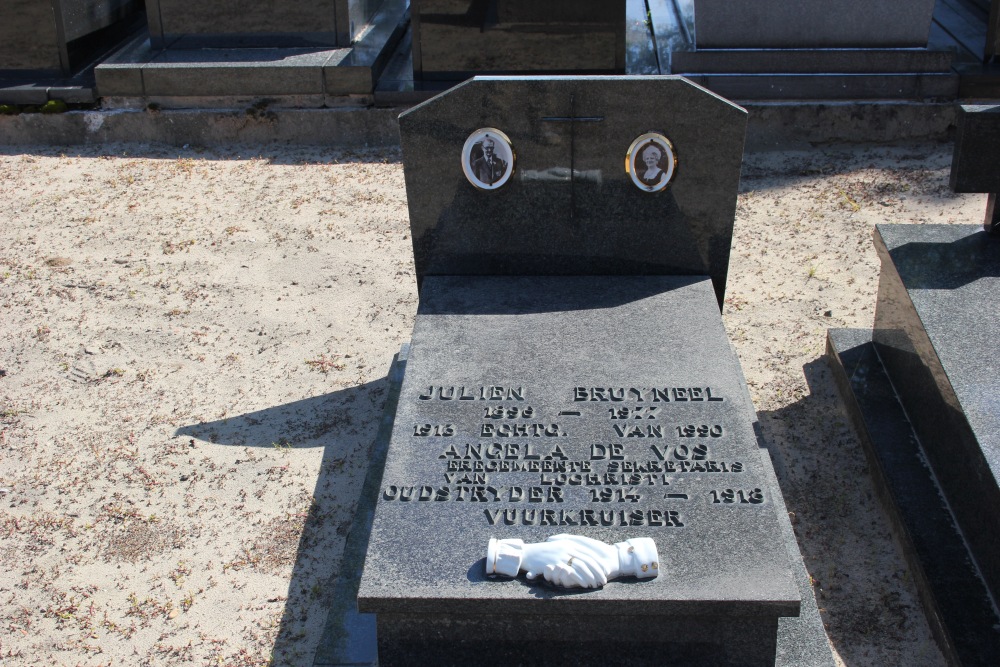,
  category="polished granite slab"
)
[96,0,408,100]
[870,224,1000,602]
[827,328,1000,666]
[827,222,1000,664]
[358,275,802,666]
[398,76,747,307]
[147,0,384,48]
[411,0,625,80]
